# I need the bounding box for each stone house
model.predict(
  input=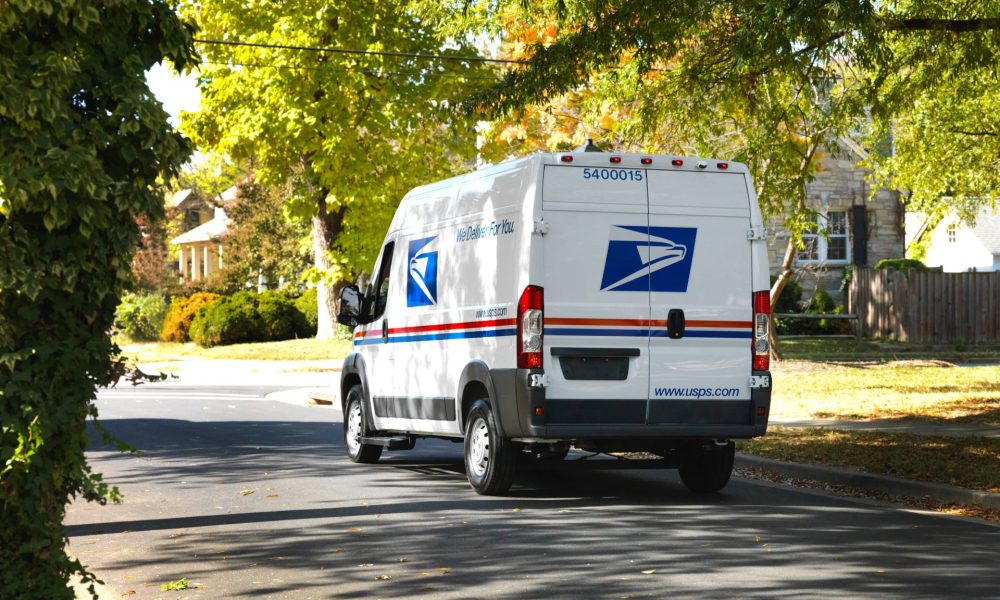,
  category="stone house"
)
[168,186,235,282]
[765,140,905,304]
